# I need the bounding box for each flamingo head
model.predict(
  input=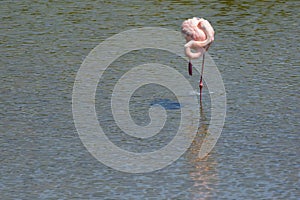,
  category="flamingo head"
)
[181,17,207,42]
